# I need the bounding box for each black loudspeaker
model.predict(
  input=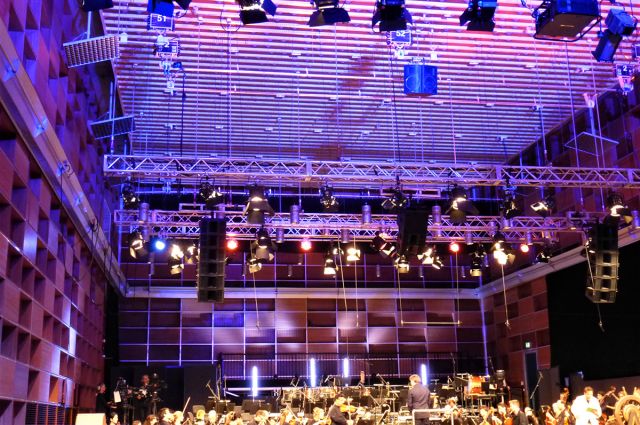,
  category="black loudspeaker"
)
[535,0,599,38]
[404,64,438,96]
[585,222,619,304]
[197,218,226,302]
[82,0,114,11]
[397,207,429,256]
